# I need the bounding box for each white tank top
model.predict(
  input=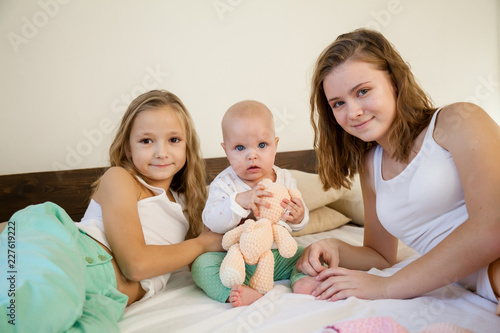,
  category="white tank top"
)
[373,108,468,255]
[76,176,189,299]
